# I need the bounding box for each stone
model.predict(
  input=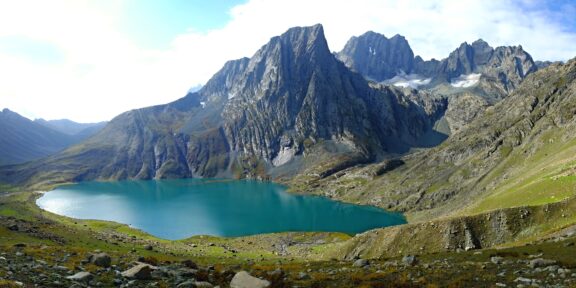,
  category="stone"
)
[181,259,198,269]
[491,256,504,265]
[353,259,370,268]
[297,272,311,280]
[230,271,270,288]
[144,244,153,251]
[121,263,155,280]
[194,282,214,288]
[66,271,94,282]
[402,255,418,266]
[177,281,214,288]
[529,258,556,269]
[514,277,533,284]
[90,253,111,268]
